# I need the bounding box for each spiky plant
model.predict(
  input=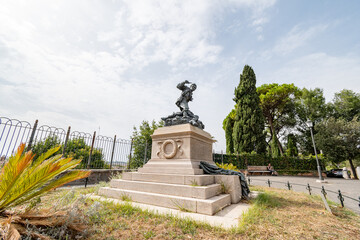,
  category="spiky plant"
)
[0,143,90,213]
[0,143,91,239]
